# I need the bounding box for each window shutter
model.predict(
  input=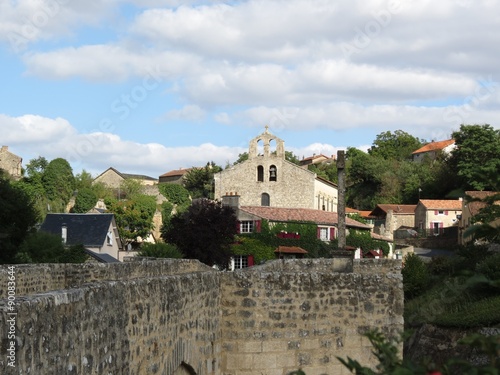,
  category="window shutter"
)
[434,210,438,215]
[445,211,448,216]
[330,227,336,240]
[317,227,321,239]
[255,220,261,233]
[247,255,254,267]
[236,221,240,234]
